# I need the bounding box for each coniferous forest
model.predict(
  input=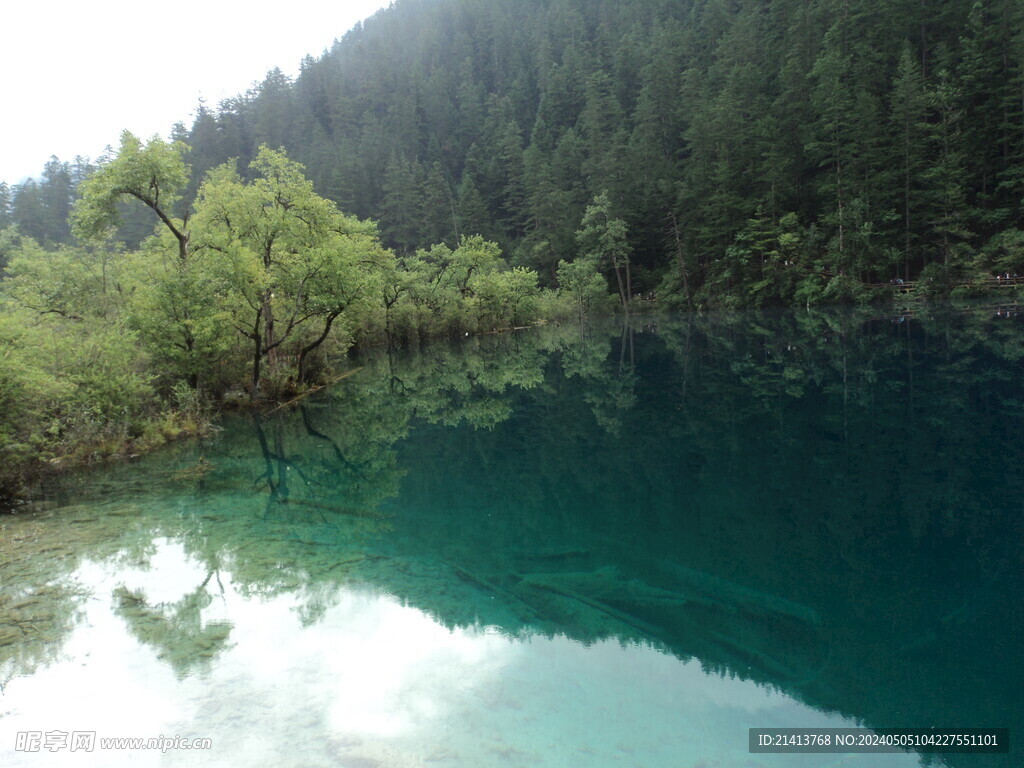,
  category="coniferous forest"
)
[2,0,1024,498]
[4,2,1024,756]
[4,0,1024,306]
